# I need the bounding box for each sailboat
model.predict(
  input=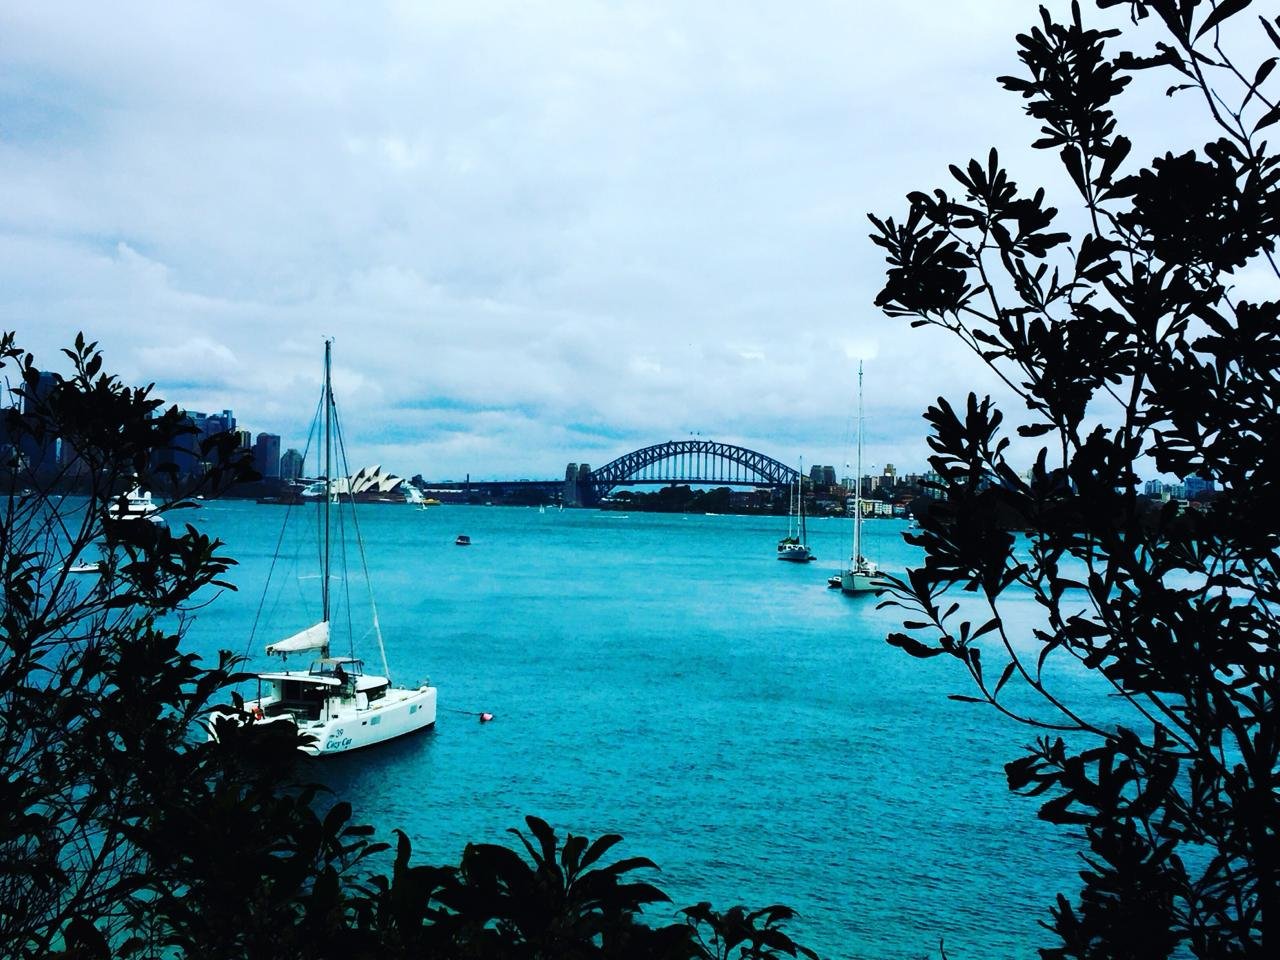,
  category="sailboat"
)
[226,340,437,755]
[777,459,815,562]
[841,362,880,594]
